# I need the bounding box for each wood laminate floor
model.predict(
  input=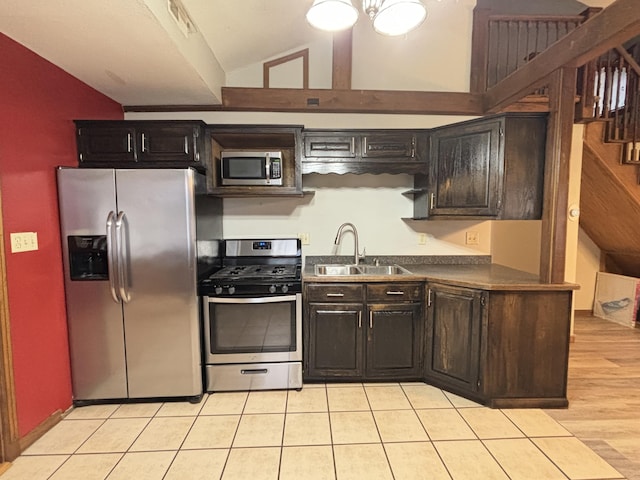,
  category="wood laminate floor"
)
[546,312,640,480]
